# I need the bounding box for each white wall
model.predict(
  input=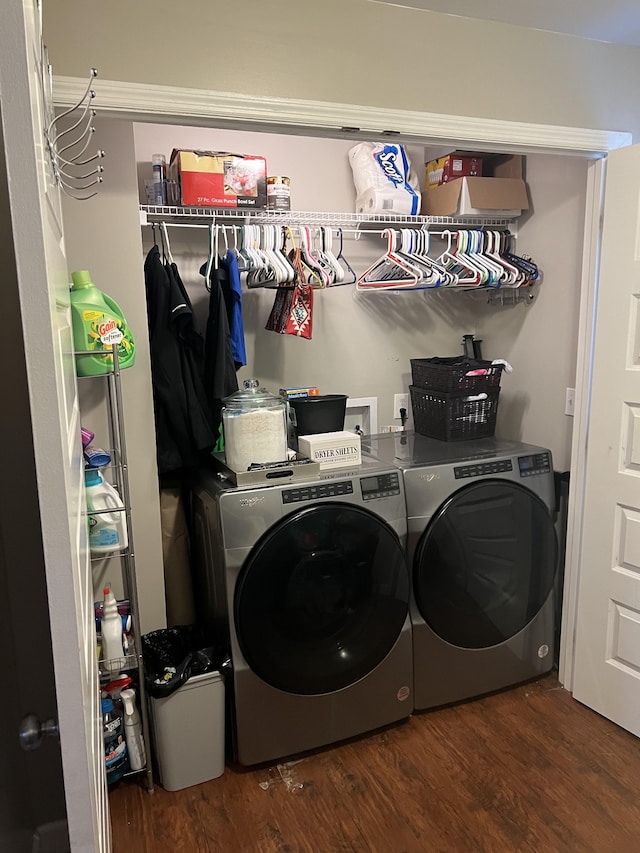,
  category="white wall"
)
[44,0,640,139]
[61,118,166,634]
[55,112,587,626]
[135,121,585,471]
[483,154,588,466]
